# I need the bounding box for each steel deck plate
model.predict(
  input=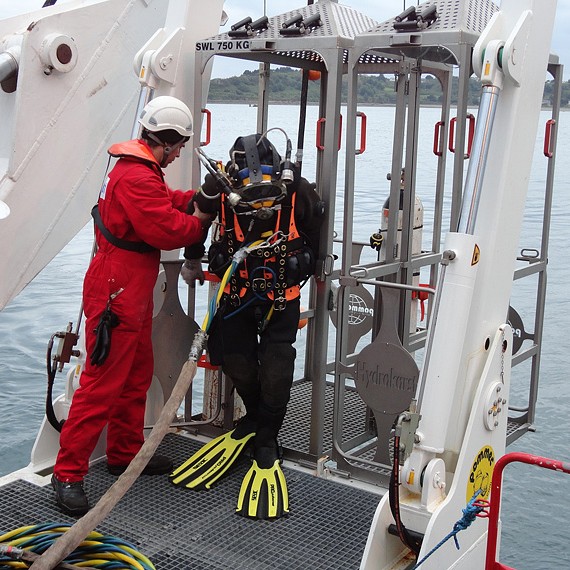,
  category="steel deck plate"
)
[0,433,381,569]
